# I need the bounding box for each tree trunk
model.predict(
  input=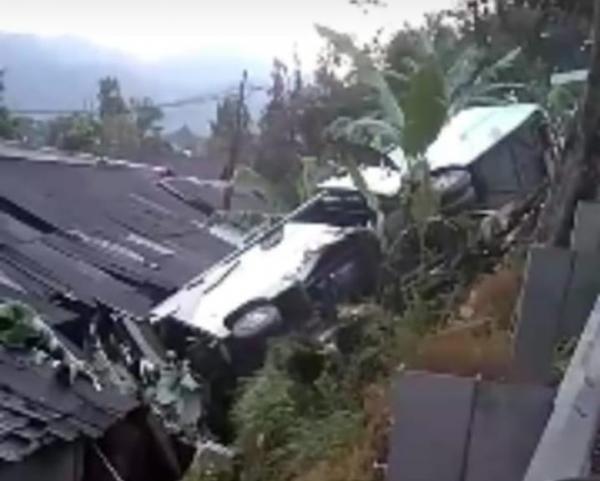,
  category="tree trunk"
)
[536,0,600,246]
[582,0,600,154]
